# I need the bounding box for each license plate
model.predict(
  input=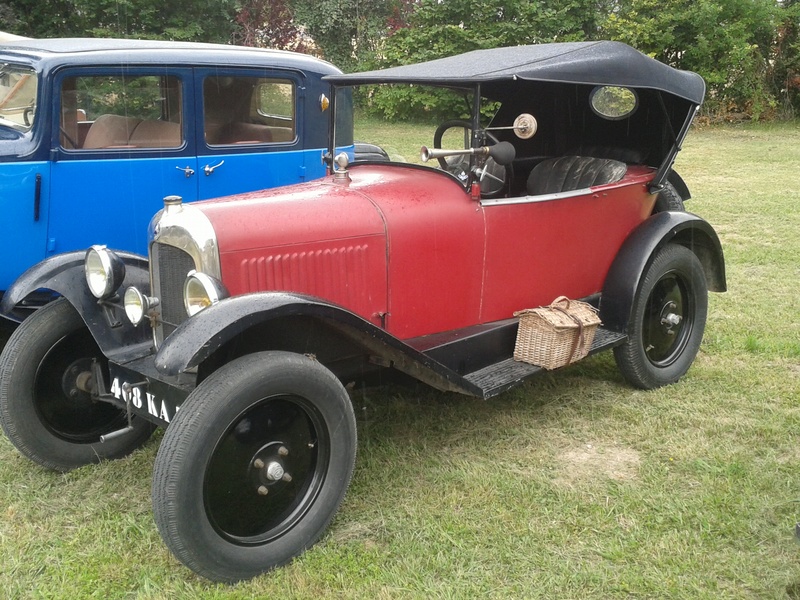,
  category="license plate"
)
[108,363,188,426]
